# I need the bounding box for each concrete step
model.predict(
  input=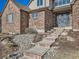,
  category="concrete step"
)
[37,40,55,48]
[44,36,58,41]
[24,46,49,59]
[43,28,64,41]
[19,56,31,59]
